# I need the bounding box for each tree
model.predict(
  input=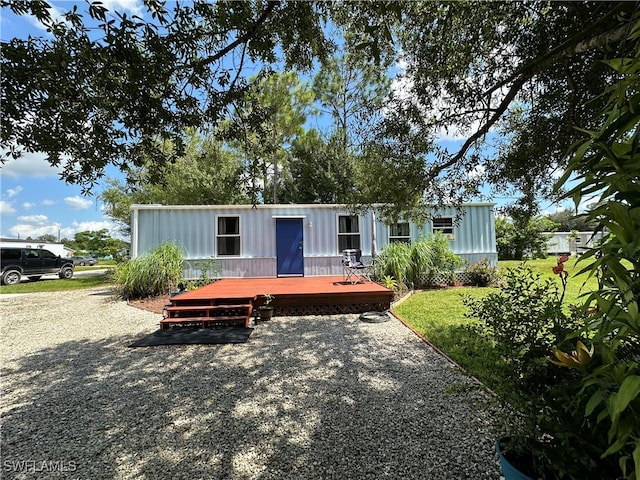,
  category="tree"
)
[229,72,315,203]
[100,131,250,233]
[71,229,110,256]
[343,1,639,217]
[546,208,598,232]
[1,0,333,191]
[279,130,357,204]
[495,216,557,260]
[3,1,638,222]
[312,50,391,151]
[35,234,58,243]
